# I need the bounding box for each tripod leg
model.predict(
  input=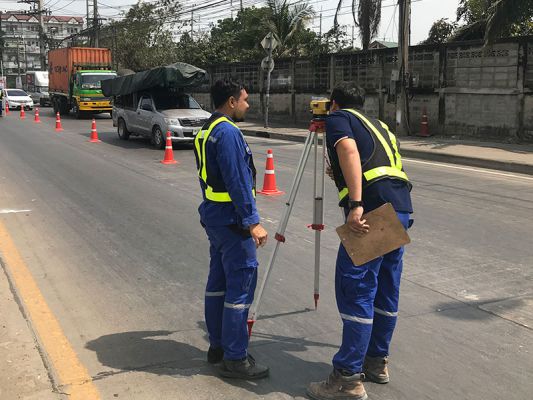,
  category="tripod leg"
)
[249,130,316,330]
[312,128,327,309]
